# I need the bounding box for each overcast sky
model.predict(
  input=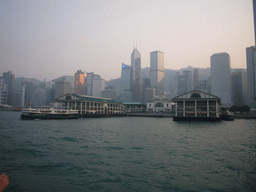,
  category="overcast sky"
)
[1,0,254,81]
